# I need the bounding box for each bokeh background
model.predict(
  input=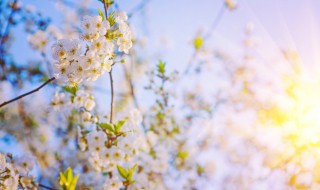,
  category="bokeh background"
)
[2,0,320,189]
